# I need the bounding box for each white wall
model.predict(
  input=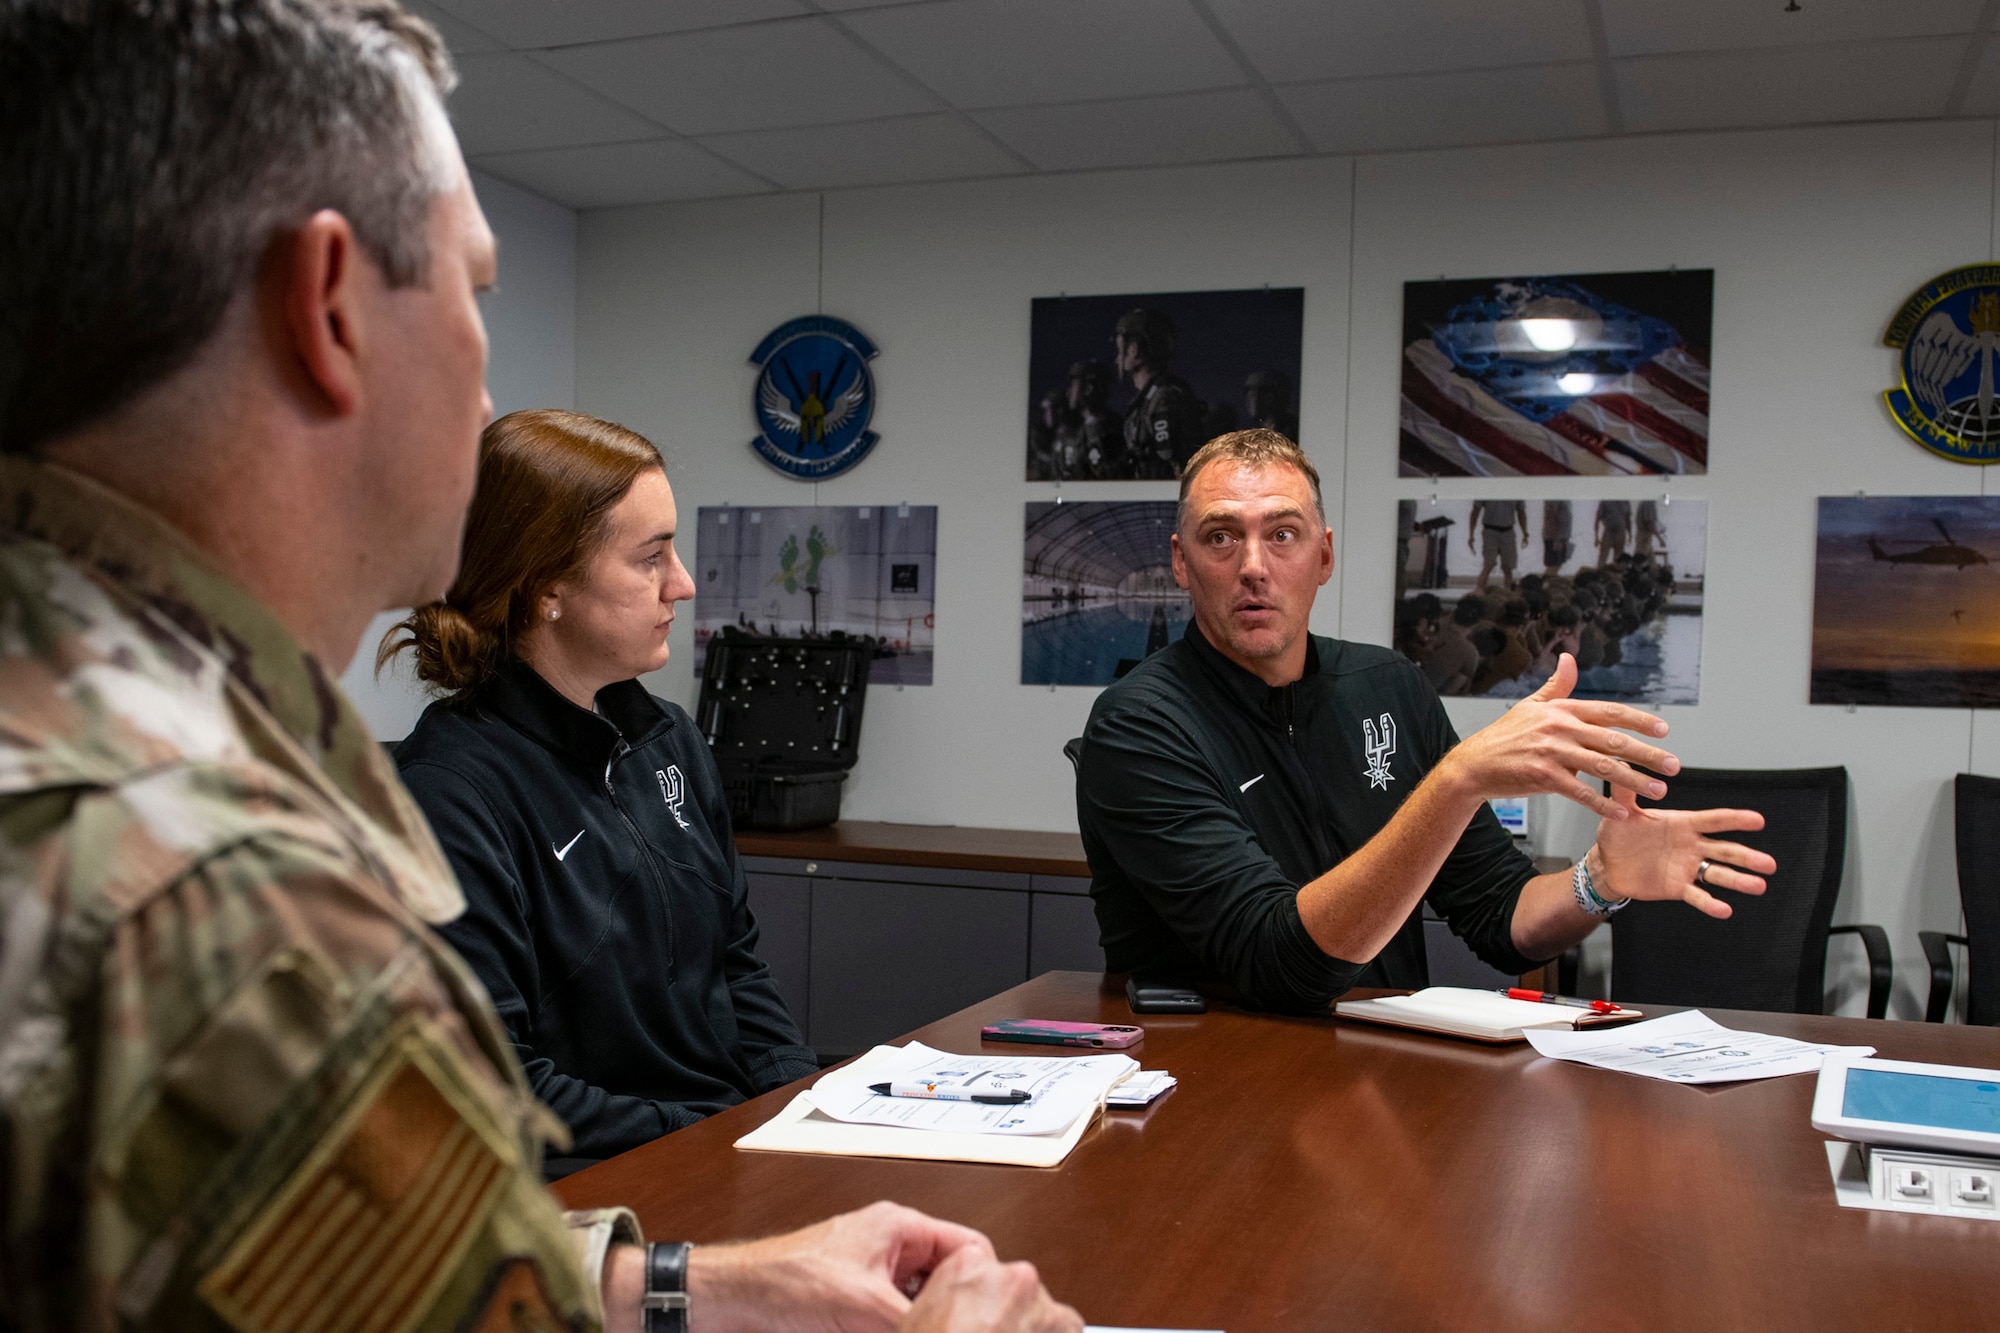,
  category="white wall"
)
[574,119,2000,1018]
[339,168,578,738]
